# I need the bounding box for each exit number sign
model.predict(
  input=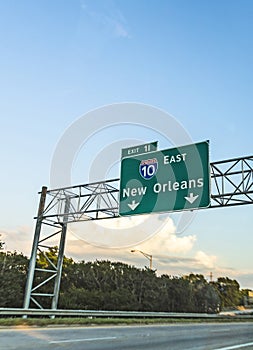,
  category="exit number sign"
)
[121,141,157,158]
